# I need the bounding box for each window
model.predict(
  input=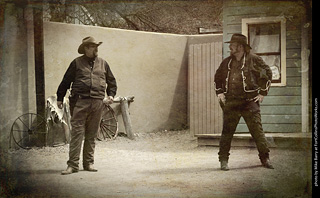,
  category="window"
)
[242,17,286,86]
